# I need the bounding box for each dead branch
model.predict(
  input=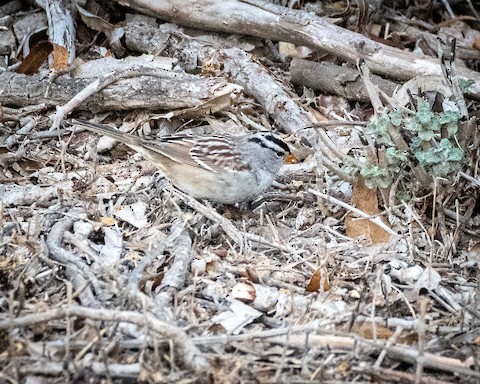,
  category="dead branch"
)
[290,59,400,102]
[14,361,139,379]
[0,70,240,113]
[122,22,318,142]
[35,0,76,64]
[0,182,73,207]
[0,305,210,373]
[155,221,193,291]
[270,334,480,379]
[359,366,460,384]
[45,215,102,306]
[118,0,480,97]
